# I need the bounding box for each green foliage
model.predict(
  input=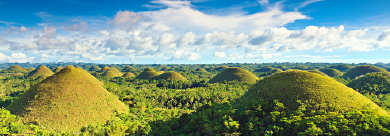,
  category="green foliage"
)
[1,65,27,73]
[329,64,354,72]
[209,67,259,84]
[136,68,161,80]
[122,66,137,72]
[89,66,102,72]
[321,68,343,77]
[239,70,388,115]
[254,67,274,72]
[343,65,388,79]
